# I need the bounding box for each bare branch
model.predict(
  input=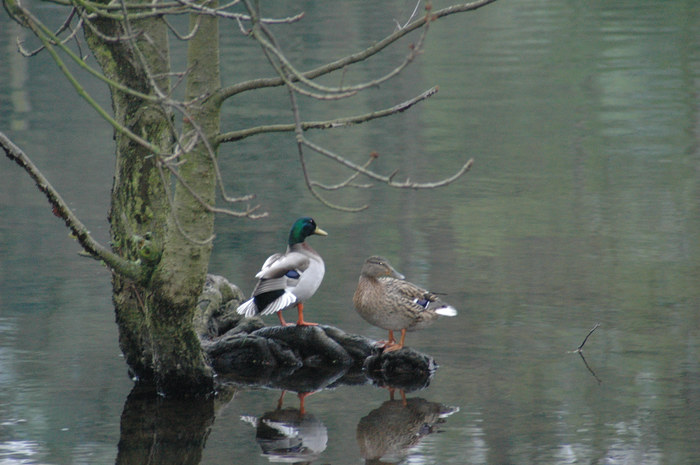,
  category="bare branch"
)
[217,0,498,102]
[311,153,377,191]
[252,26,358,100]
[282,66,369,212]
[163,14,201,40]
[302,136,474,189]
[16,8,80,57]
[158,158,267,221]
[216,86,439,144]
[172,0,304,24]
[252,21,357,97]
[0,132,143,280]
[240,1,475,210]
[242,0,431,101]
[394,0,423,30]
